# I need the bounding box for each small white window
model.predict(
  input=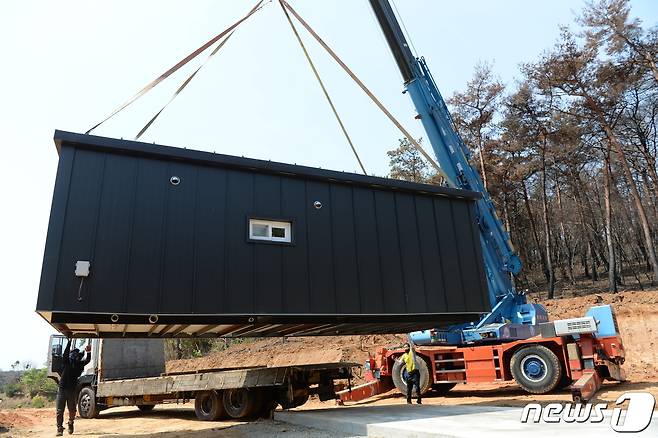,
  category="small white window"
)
[249,219,292,243]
